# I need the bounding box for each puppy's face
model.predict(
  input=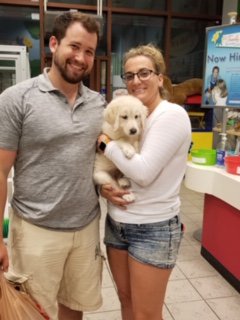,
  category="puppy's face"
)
[116,104,145,137]
[104,95,148,137]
